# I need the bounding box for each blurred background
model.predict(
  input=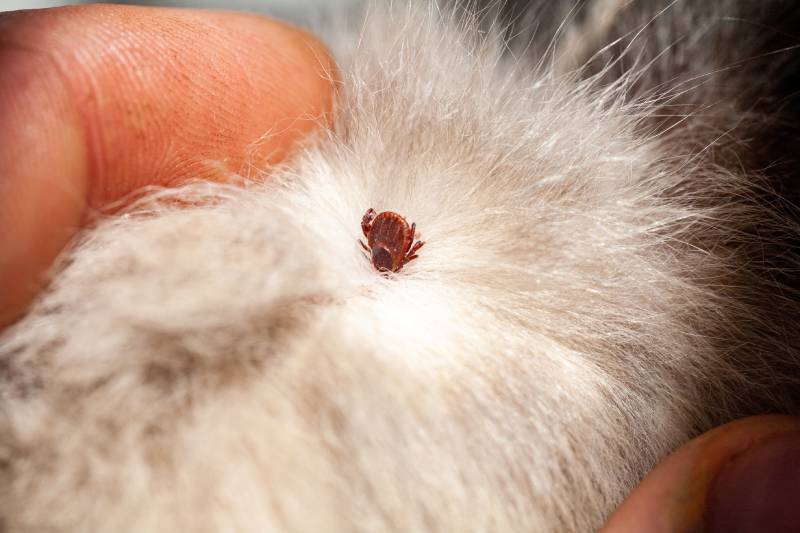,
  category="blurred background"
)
[2,0,72,8]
